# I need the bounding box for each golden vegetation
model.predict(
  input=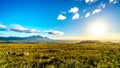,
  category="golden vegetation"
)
[0,41,120,68]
